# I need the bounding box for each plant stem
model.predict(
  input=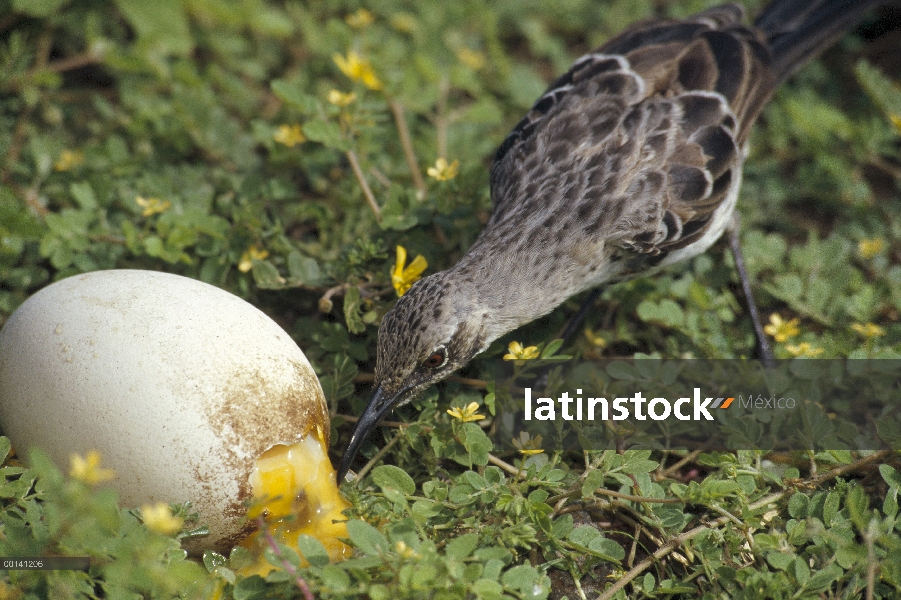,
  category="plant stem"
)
[388,99,425,197]
[346,150,380,218]
[354,428,404,481]
[259,518,315,600]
